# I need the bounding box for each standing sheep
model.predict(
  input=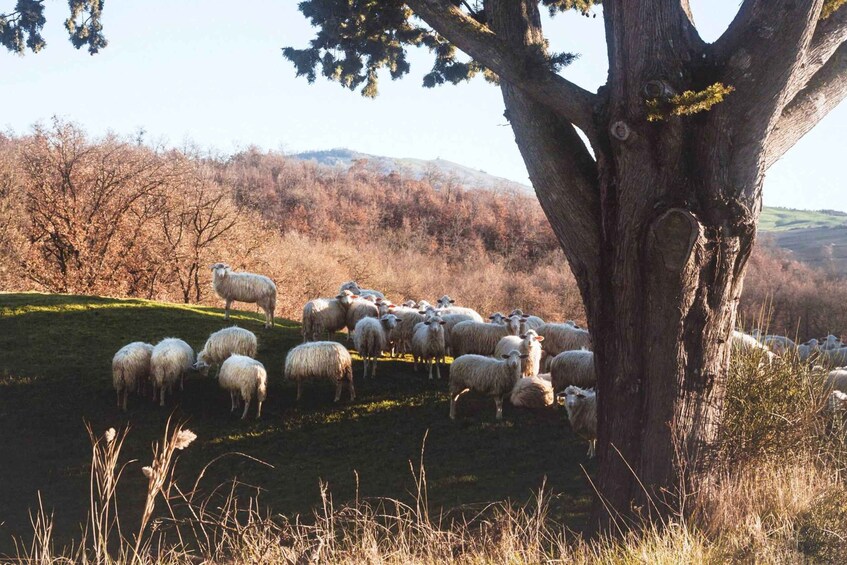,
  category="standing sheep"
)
[211,263,277,328]
[284,341,355,402]
[193,327,258,376]
[449,349,528,420]
[509,309,545,332]
[411,317,448,380]
[339,281,385,300]
[450,314,522,357]
[217,354,267,419]
[112,341,154,412]
[150,338,195,407]
[549,349,595,392]
[345,296,380,341]
[825,367,847,393]
[353,314,398,378]
[559,385,597,458]
[494,330,545,377]
[536,323,592,358]
[820,347,847,367]
[509,375,555,408]
[731,330,775,363]
[435,296,484,322]
[388,308,427,356]
[302,290,357,342]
